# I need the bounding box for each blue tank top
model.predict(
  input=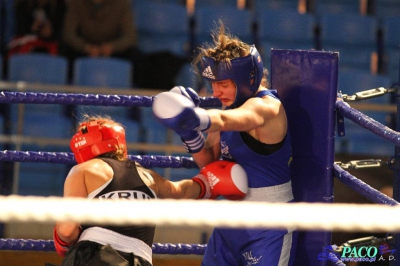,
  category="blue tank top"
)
[220,90,292,188]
